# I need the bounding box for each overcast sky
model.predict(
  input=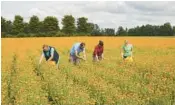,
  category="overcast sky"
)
[1,1,175,29]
